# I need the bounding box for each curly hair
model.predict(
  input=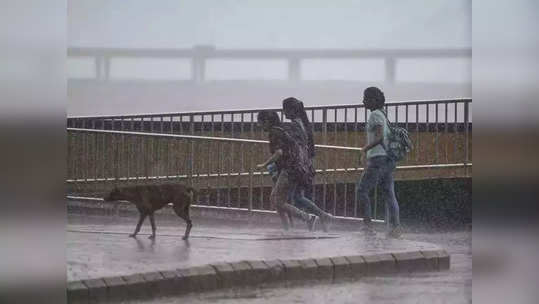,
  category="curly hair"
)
[363,86,385,109]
